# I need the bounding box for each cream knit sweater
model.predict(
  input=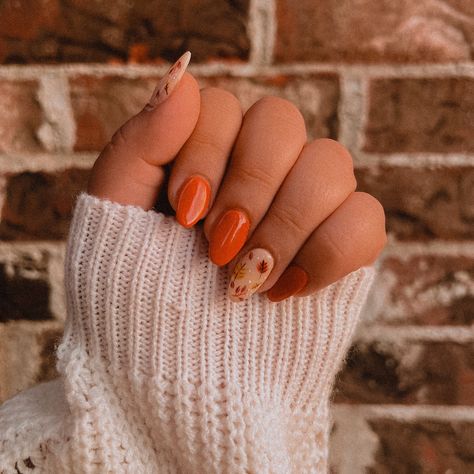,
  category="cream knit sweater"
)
[0,191,376,473]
